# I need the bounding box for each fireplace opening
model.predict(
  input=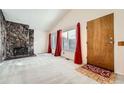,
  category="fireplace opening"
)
[13,47,28,56]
